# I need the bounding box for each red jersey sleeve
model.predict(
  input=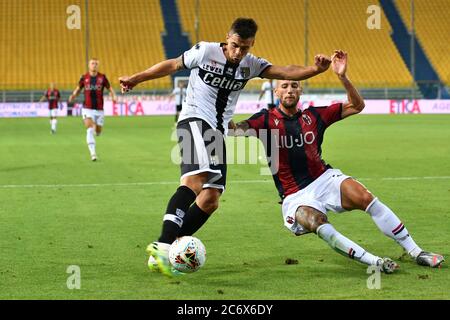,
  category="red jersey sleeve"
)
[245,109,268,137]
[78,75,85,88]
[104,75,111,89]
[313,103,343,127]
